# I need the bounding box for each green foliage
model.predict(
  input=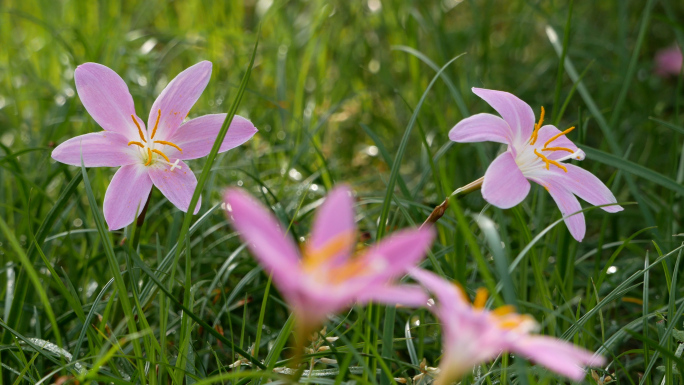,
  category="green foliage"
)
[1,0,684,384]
